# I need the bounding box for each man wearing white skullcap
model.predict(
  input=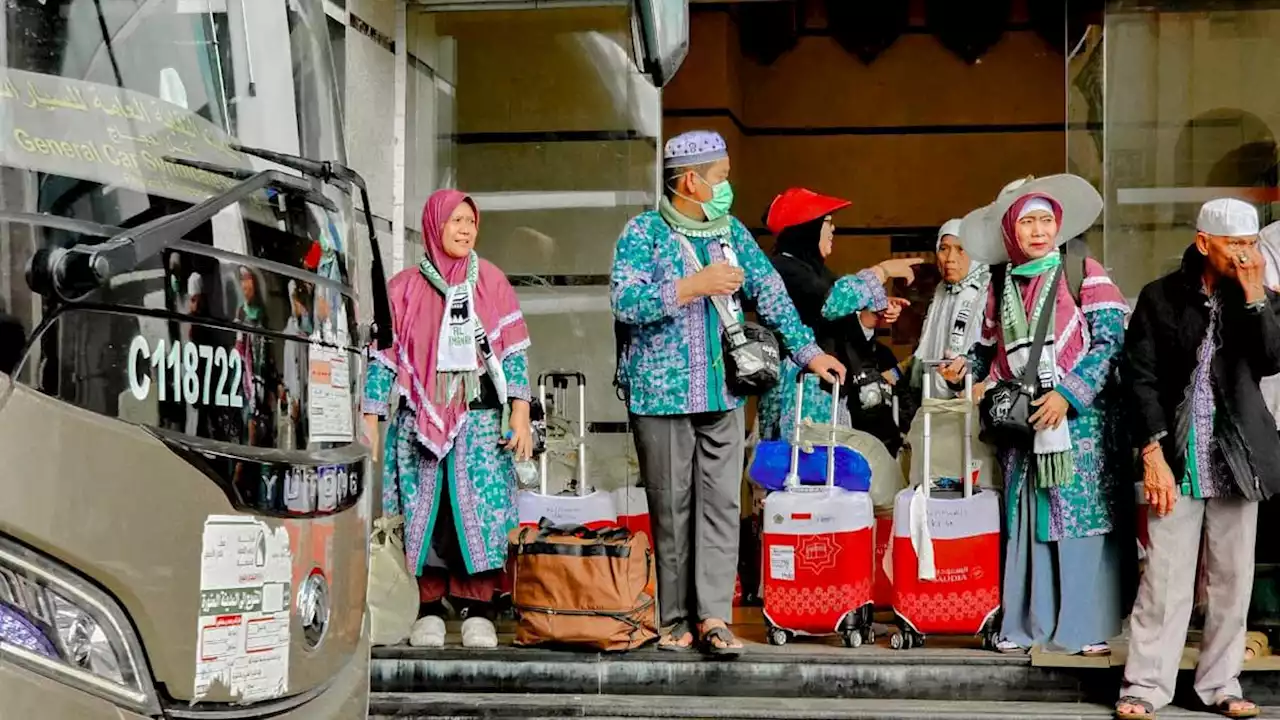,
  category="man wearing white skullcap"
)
[1118,198,1280,719]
